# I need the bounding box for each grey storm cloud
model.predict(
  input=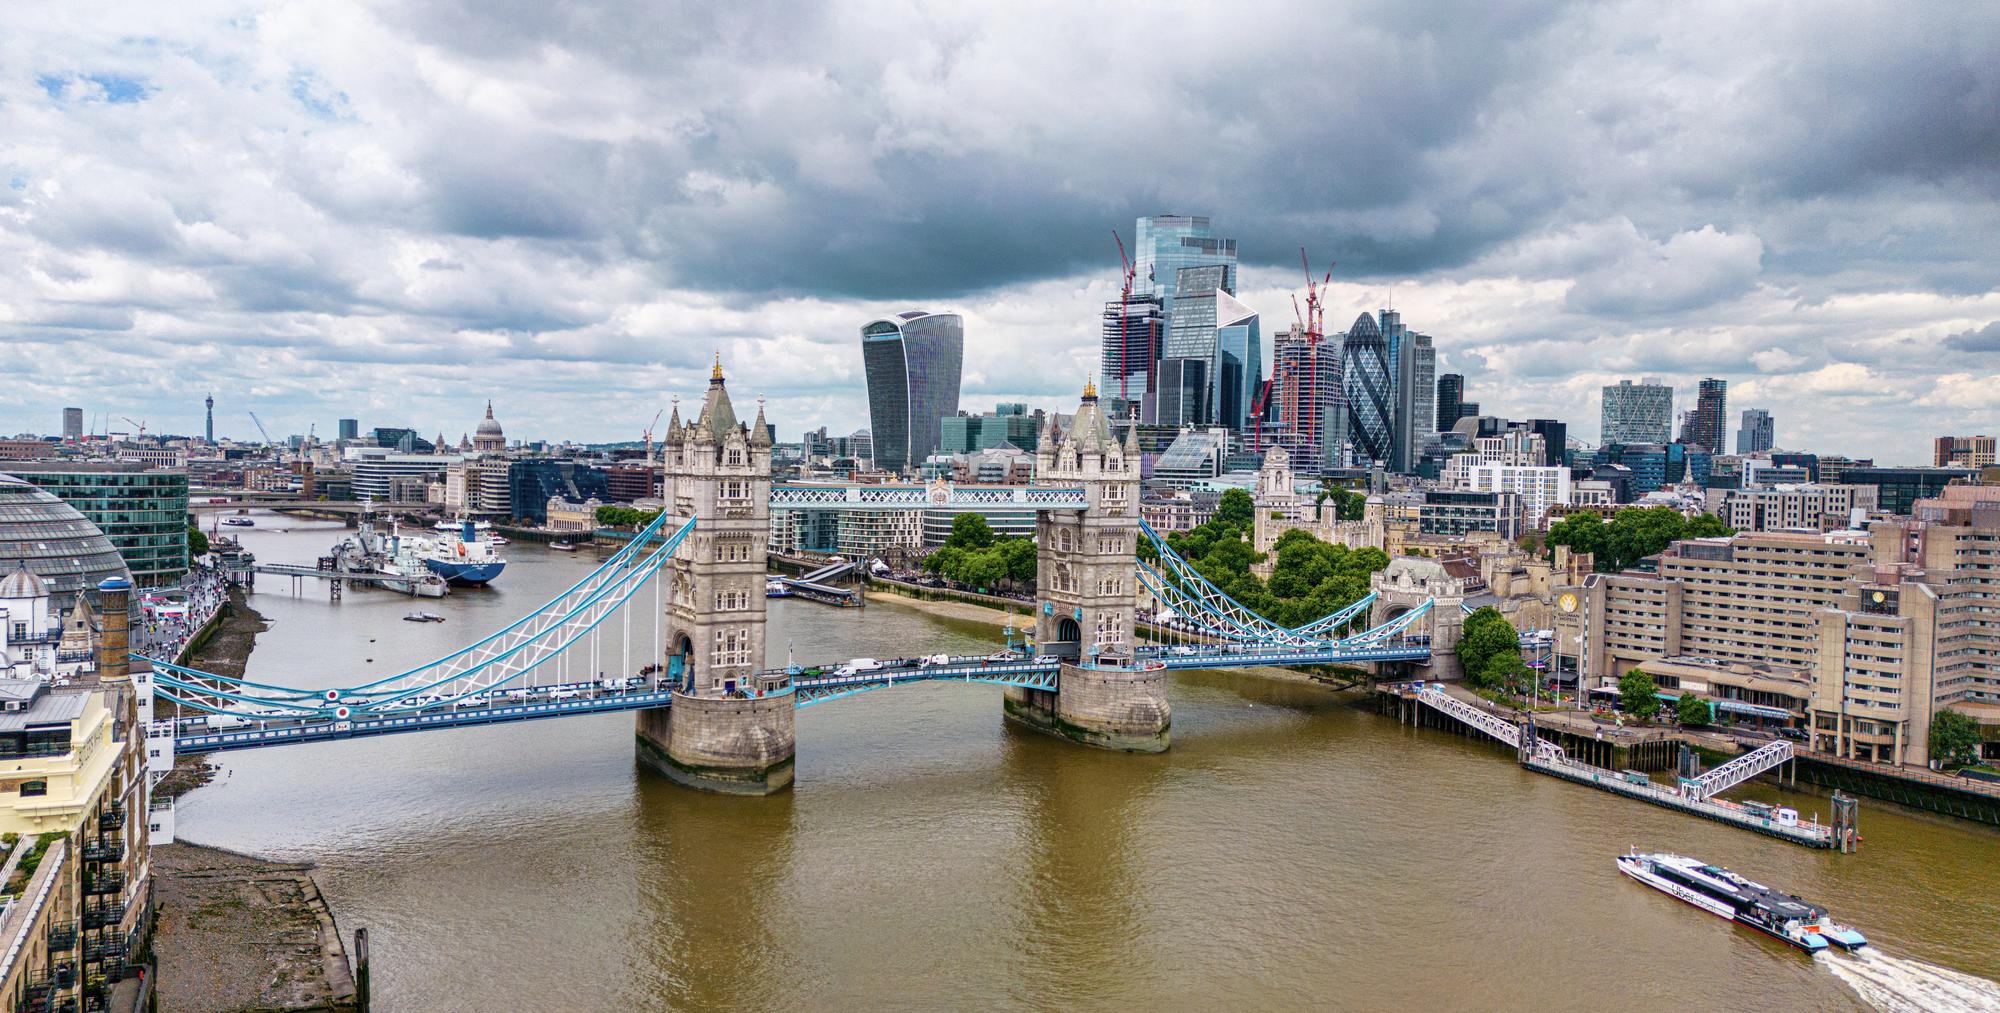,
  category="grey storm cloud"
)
[1946,322,2000,353]
[0,0,1997,457]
